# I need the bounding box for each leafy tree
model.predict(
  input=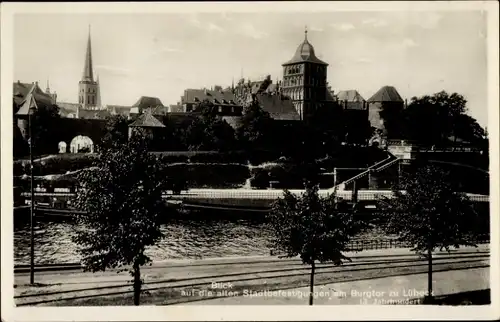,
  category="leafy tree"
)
[453,114,486,145]
[28,103,61,155]
[379,101,406,140]
[378,165,482,303]
[100,114,129,149]
[182,100,236,151]
[343,114,373,146]
[402,91,483,147]
[236,99,274,151]
[73,132,170,305]
[267,184,361,305]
